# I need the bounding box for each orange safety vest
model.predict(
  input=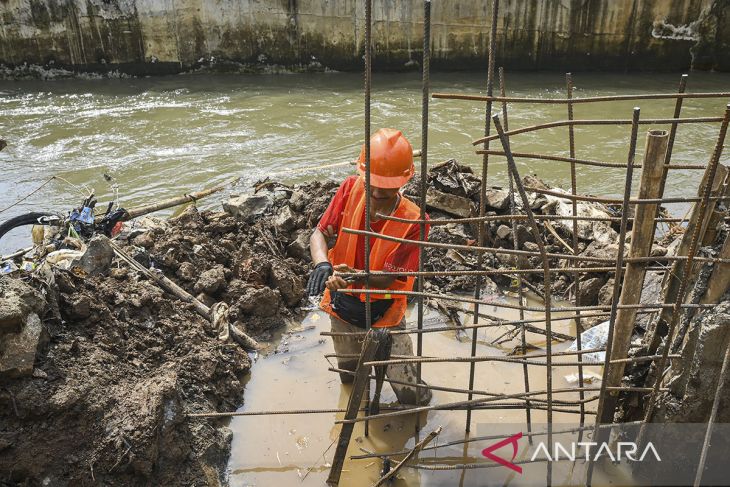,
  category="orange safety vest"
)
[320,176,421,328]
